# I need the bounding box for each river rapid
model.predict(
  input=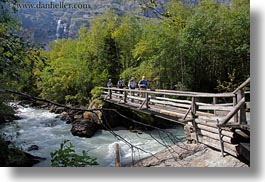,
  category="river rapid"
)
[0,104,185,167]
